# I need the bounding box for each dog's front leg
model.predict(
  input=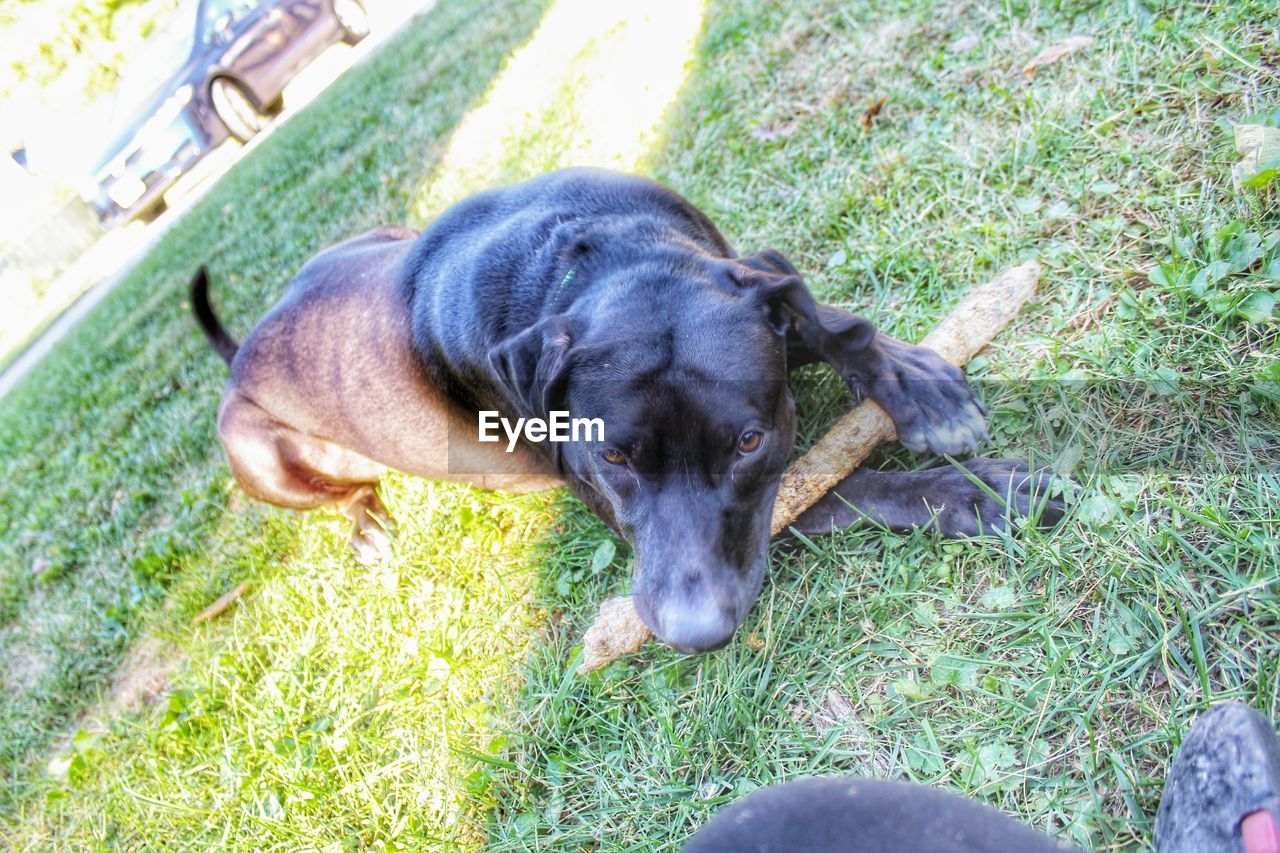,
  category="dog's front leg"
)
[796,304,989,456]
[734,249,987,456]
[839,328,989,455]
[790,457,1066,537]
